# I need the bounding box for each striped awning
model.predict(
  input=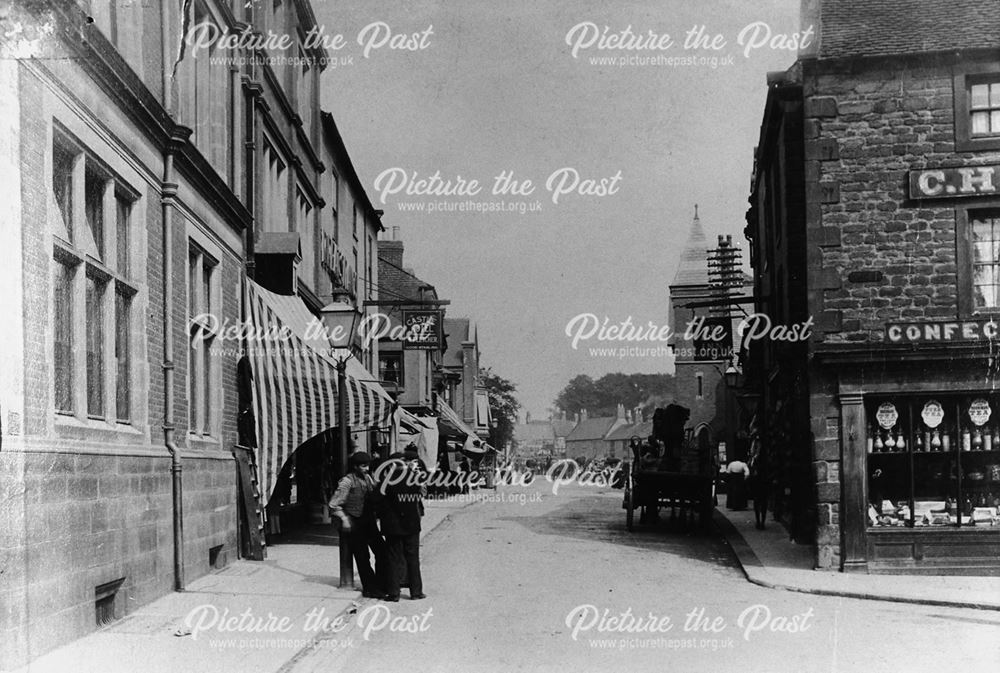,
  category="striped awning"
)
[244,279,395,500]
